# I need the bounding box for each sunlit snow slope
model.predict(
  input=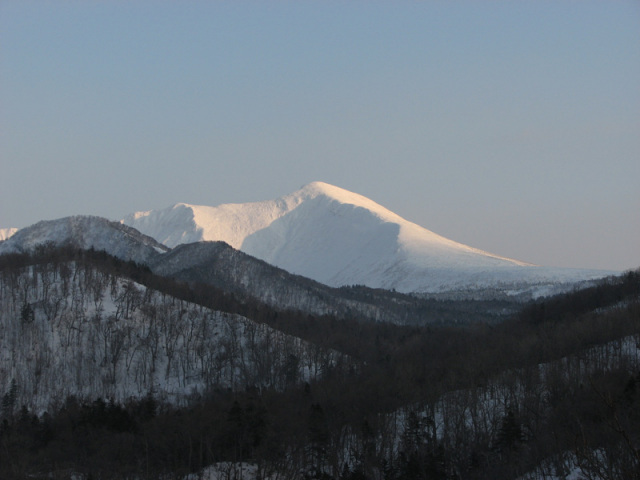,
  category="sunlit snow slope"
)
[0,228,18,241]
[122,182,613,293]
